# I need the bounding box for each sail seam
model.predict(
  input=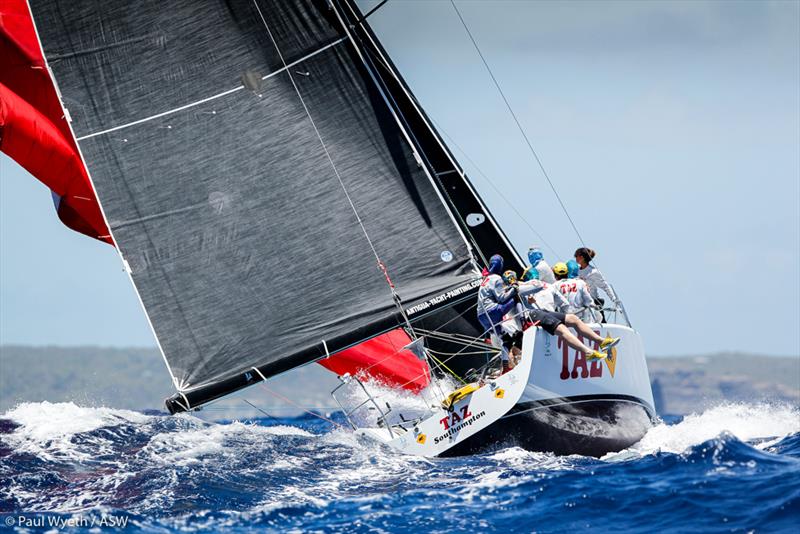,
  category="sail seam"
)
[75,37,346,141]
